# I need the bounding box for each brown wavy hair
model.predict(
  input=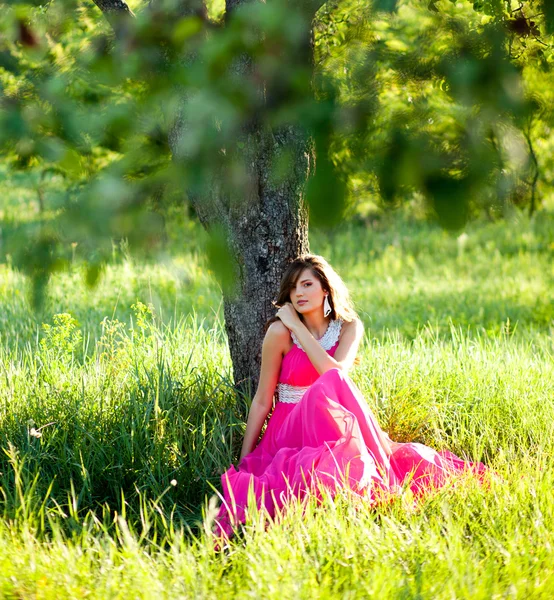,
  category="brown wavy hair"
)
[264,254,361,365]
